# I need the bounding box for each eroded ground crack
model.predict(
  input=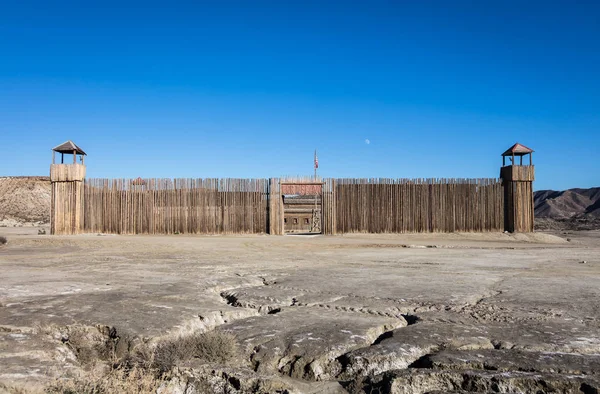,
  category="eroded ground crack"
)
[219,282,418,320]
[216,280,600,392]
